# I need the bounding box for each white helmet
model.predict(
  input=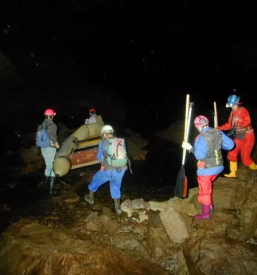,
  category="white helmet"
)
[101,125,114,135]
